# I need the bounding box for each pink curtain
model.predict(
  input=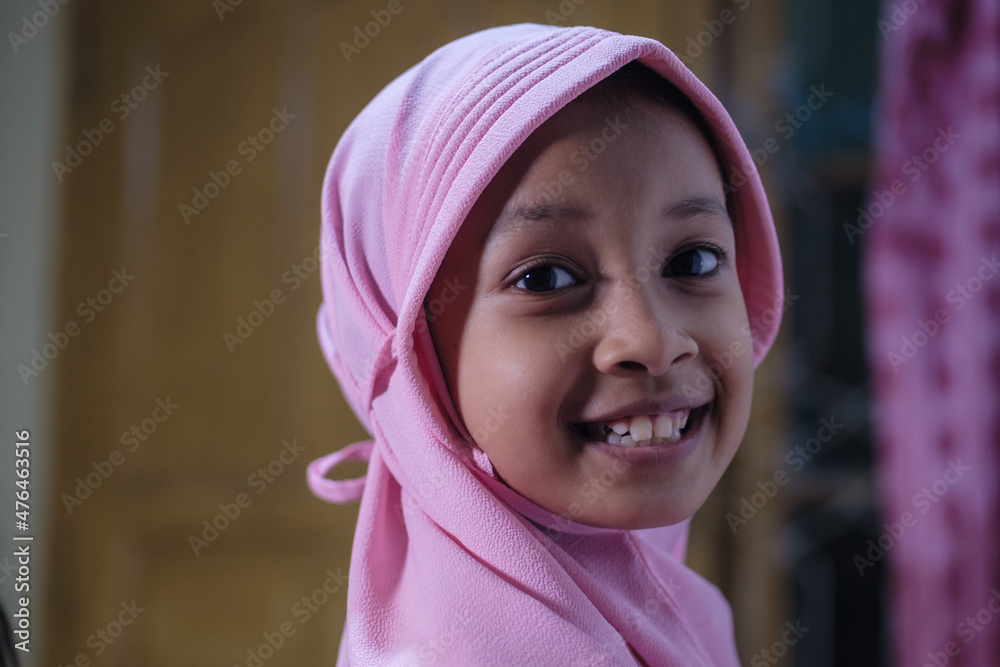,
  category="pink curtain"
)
[865,0,1000,665]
